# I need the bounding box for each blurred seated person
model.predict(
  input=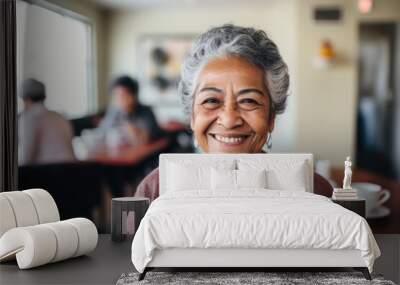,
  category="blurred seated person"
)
[18,79,75,165]
[97,76,163,148]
